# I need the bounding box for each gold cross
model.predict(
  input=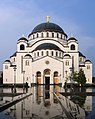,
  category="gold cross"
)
[46,16,50,22]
